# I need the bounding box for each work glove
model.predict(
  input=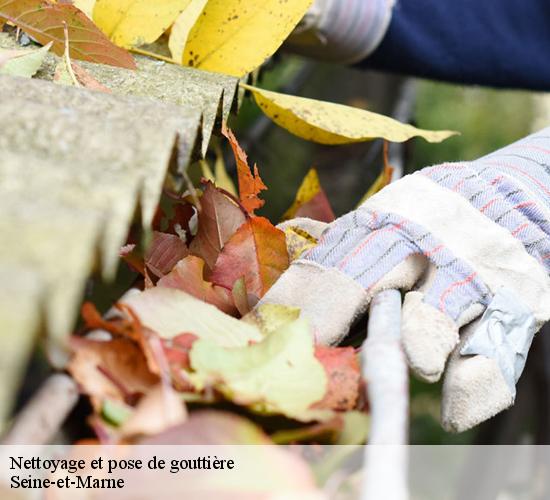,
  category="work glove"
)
[285,0,396,64]
[261,128,550,432]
